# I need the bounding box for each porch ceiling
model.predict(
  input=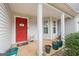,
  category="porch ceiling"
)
[9,3,70,19]
[48,3,77,17]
